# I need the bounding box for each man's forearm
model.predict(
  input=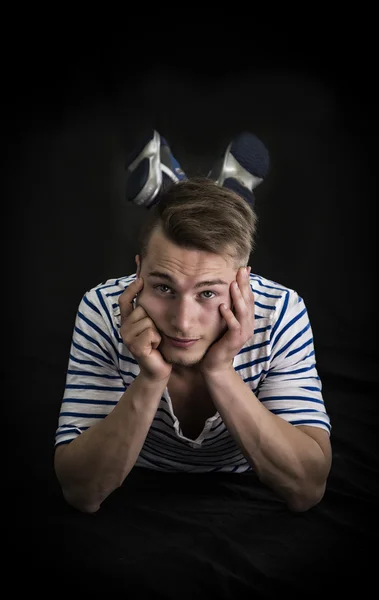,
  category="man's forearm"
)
[203,366,331,511]
[54,373,168,513]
